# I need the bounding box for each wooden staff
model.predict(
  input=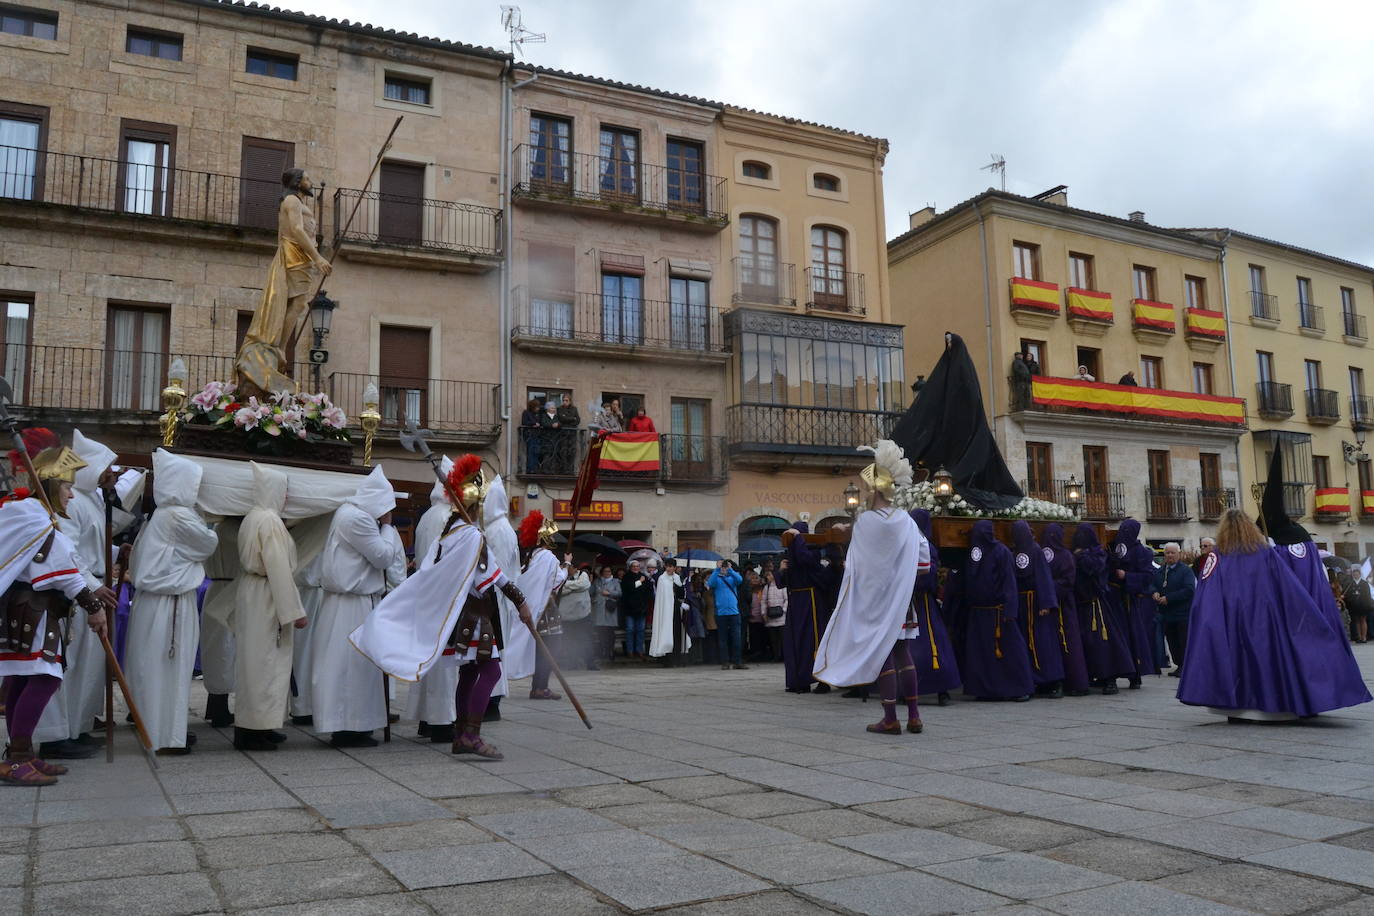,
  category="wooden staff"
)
[102,486,116,763]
